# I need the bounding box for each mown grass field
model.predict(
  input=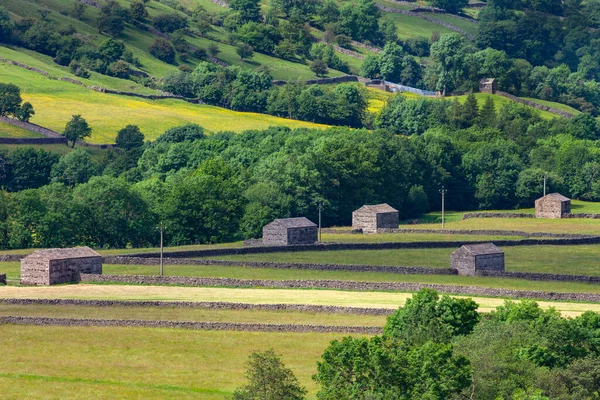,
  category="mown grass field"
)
[382,12,455,39]
[4,284,600,315]
[202,244,600,276]
[0,303,387,326]
[0,325,345,398]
